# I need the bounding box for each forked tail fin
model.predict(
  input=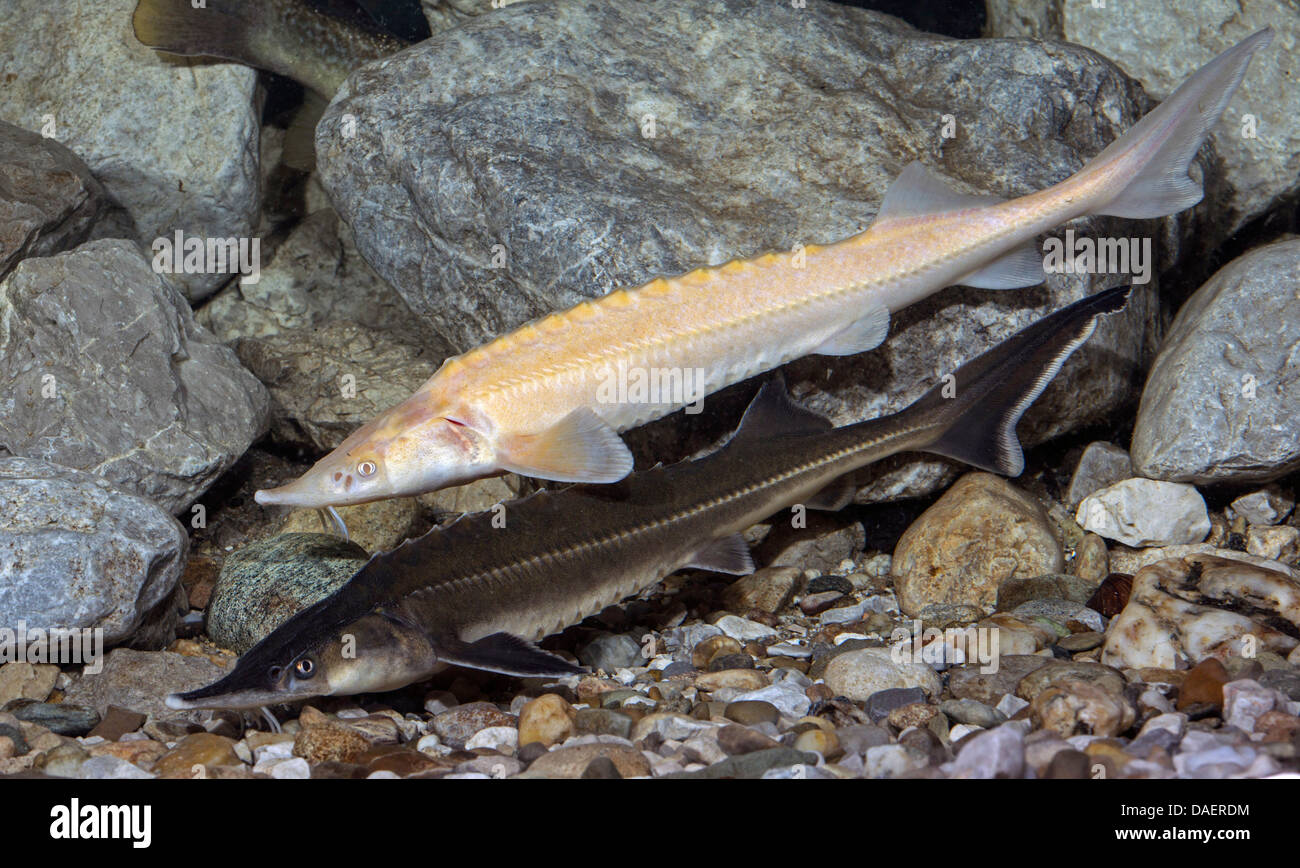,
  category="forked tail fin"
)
[1082,28,1273,219]
[909,286,1133,476]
